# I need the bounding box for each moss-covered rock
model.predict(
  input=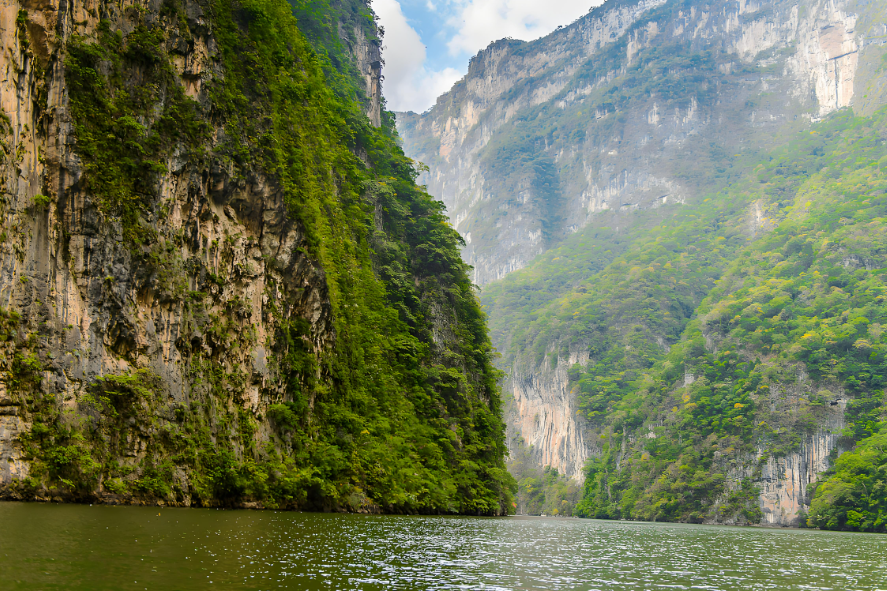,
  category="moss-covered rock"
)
[0,0,514,514]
